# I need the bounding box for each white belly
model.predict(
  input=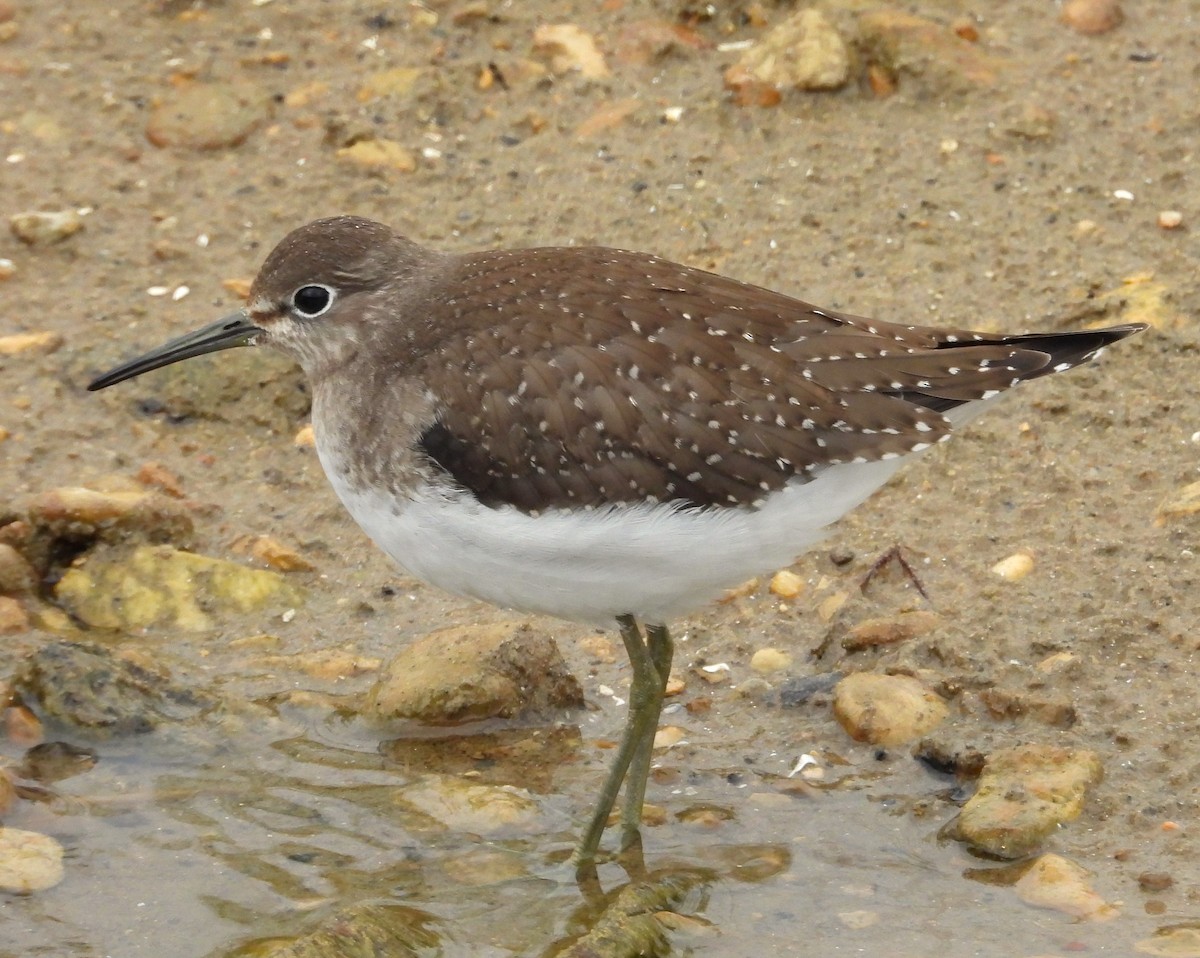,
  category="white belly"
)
[318,451,913,627]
